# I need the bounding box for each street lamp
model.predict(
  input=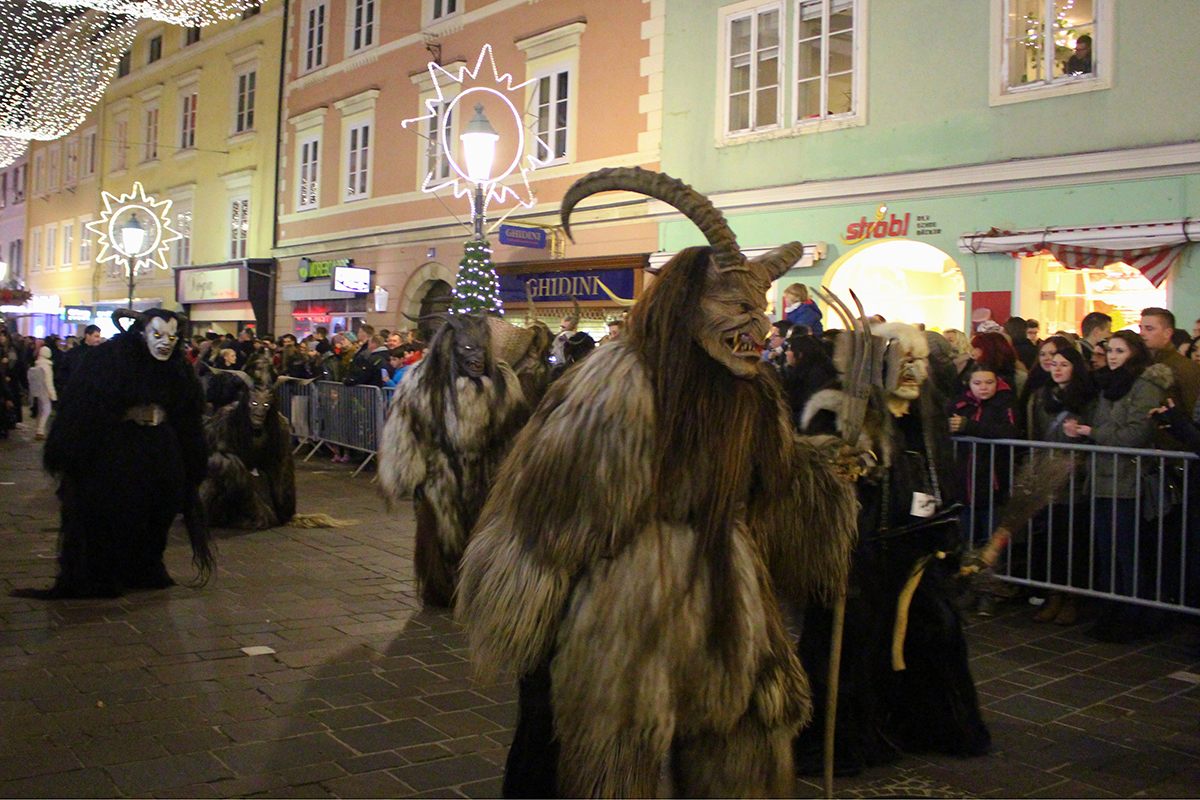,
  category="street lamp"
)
[460,103,499,241]
[119,212,147,306]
